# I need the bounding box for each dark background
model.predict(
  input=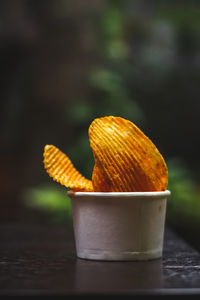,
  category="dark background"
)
[0,0,200,238]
